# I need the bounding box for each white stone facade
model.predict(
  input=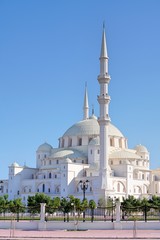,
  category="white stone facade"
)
[0,27,160,205]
